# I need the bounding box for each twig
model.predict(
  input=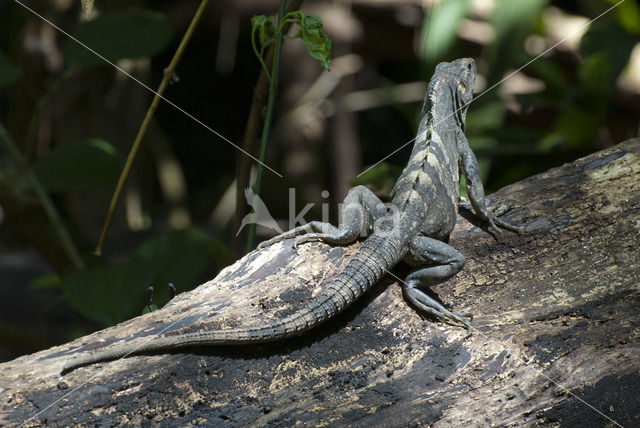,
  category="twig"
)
[232,0,302,258]
[95,0,209,255]
[245,0,288,253]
